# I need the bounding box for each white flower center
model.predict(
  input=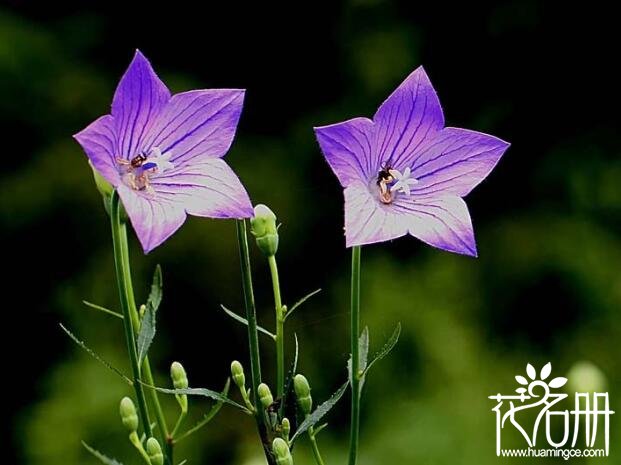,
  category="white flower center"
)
[117,147,175,192]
